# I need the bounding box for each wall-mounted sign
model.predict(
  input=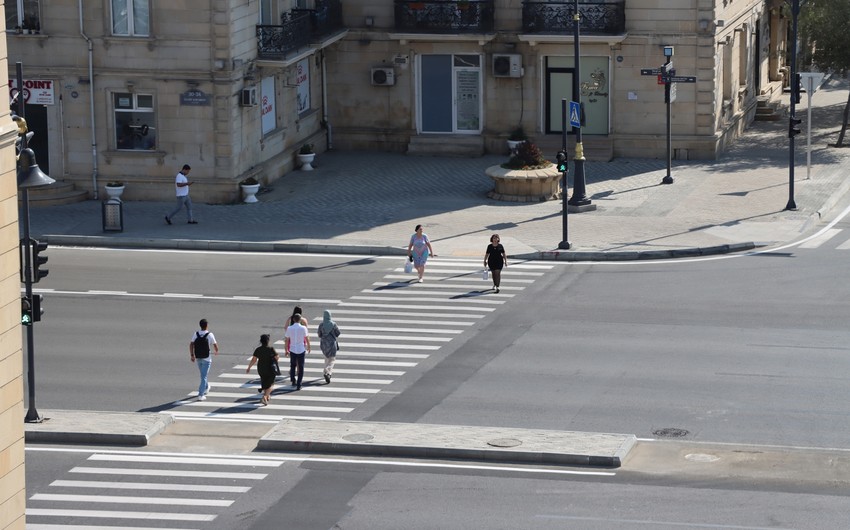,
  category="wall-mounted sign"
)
[9,78,55,105]
[180,90,211,106]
